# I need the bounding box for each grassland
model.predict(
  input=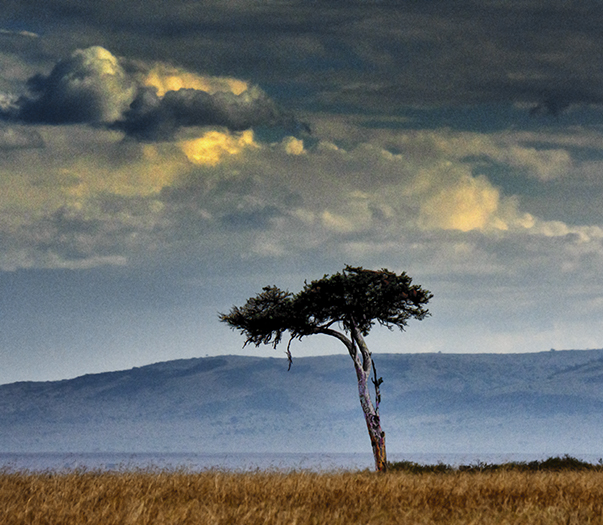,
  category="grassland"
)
[2,457,603,524]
